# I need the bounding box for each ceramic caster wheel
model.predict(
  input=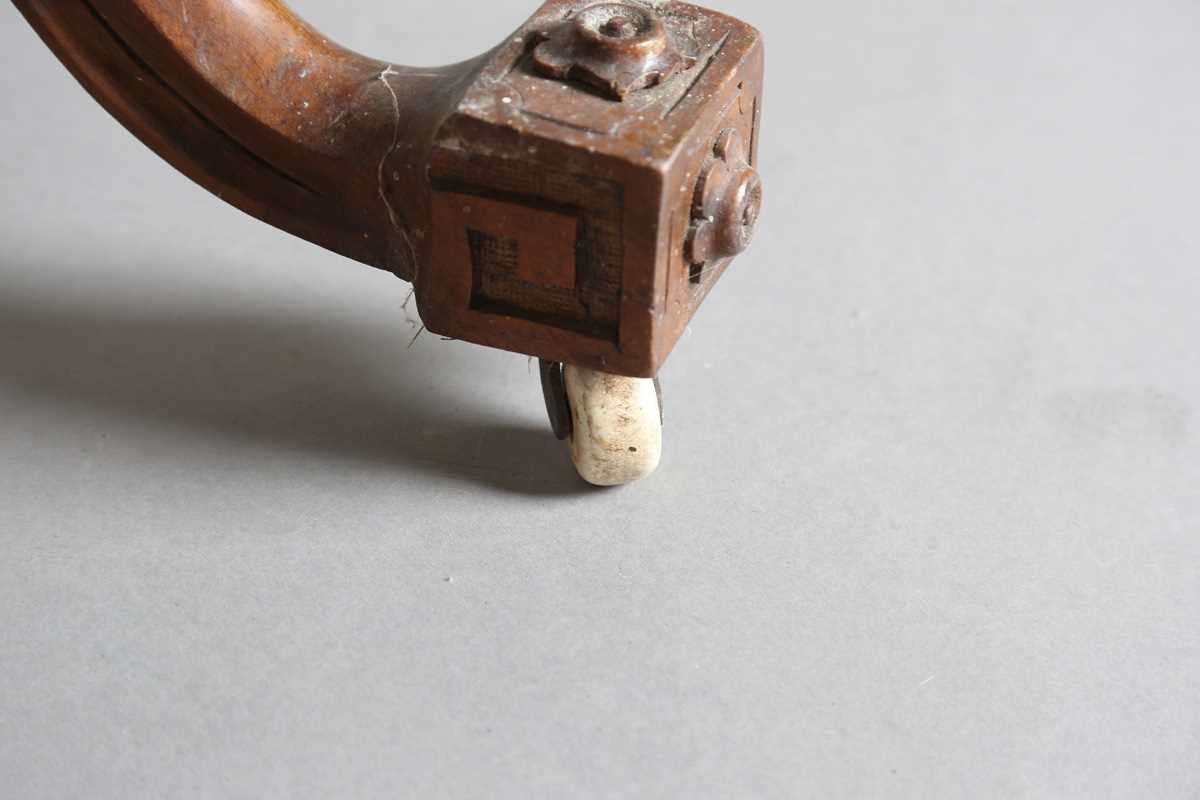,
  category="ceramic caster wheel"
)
[540,361,663,486]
